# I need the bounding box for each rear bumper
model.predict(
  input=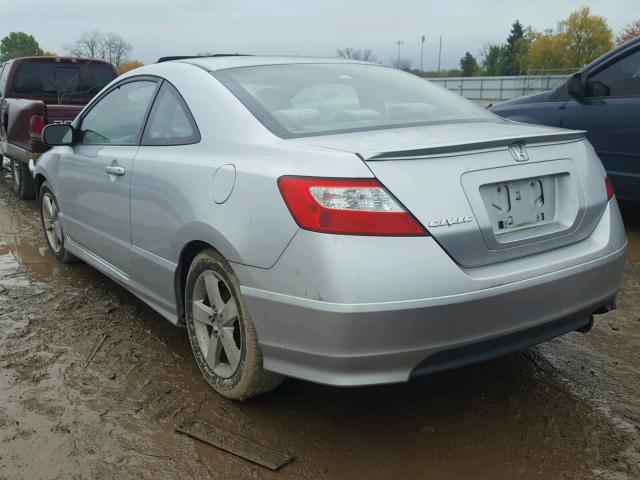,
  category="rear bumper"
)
[409,297,614,379]
[242,242,626,386]
[4,143,41,163]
